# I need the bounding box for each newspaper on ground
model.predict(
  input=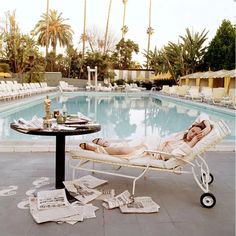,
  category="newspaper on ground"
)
[102,190,133,209]
[119,196,160,214]
[82,204,99,219]
[56,204,84,225]
[57,202,99,225]
[37,189,69,210]
[77,175,108,188]
[72,202,99,219]
[63,180,102,204]
[29,196,80,224]
[57,214,83,225]
[96,188,115,201]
